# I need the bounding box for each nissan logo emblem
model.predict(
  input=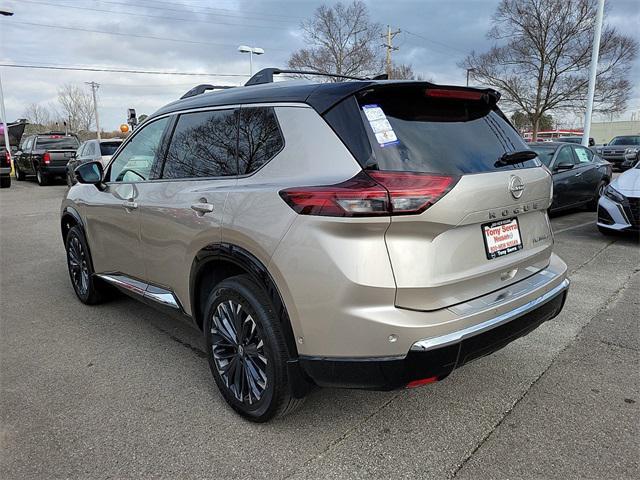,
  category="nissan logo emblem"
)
[509,176,525,199]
